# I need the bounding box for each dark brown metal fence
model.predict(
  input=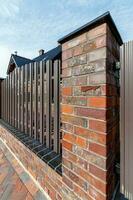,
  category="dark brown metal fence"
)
[1,60,61,154]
